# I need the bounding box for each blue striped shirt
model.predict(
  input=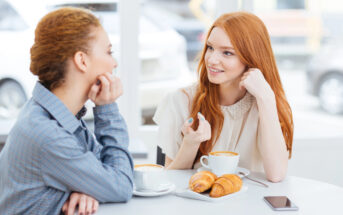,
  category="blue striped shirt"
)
[0,82,134,215]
